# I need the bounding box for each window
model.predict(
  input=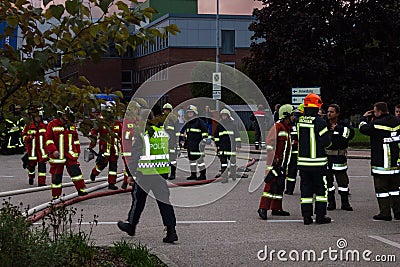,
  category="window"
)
[121,70,132,91]
[221,30,235,55]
